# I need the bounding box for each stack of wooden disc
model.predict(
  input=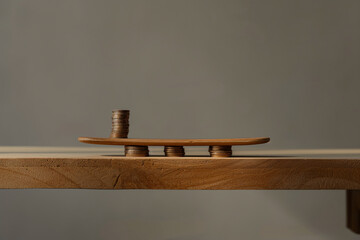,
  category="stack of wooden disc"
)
[110,110,129,138]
